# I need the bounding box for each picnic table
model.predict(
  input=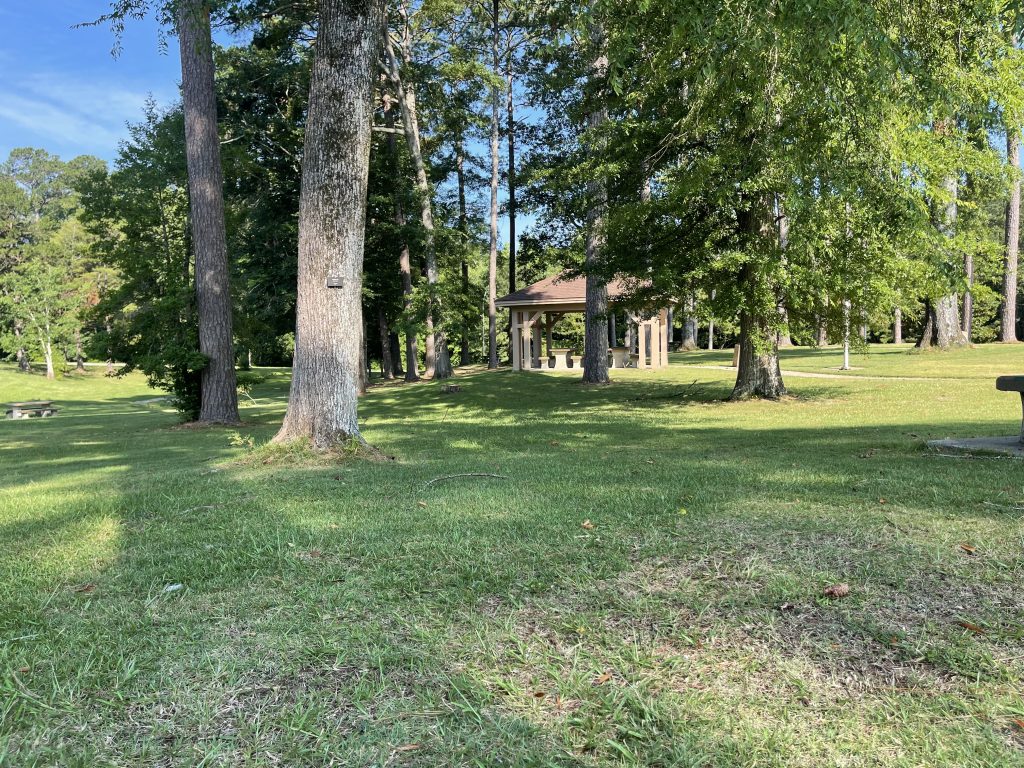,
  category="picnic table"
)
[5,401,58,420]
[995,376,1024,442]
[548,348,573,370]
